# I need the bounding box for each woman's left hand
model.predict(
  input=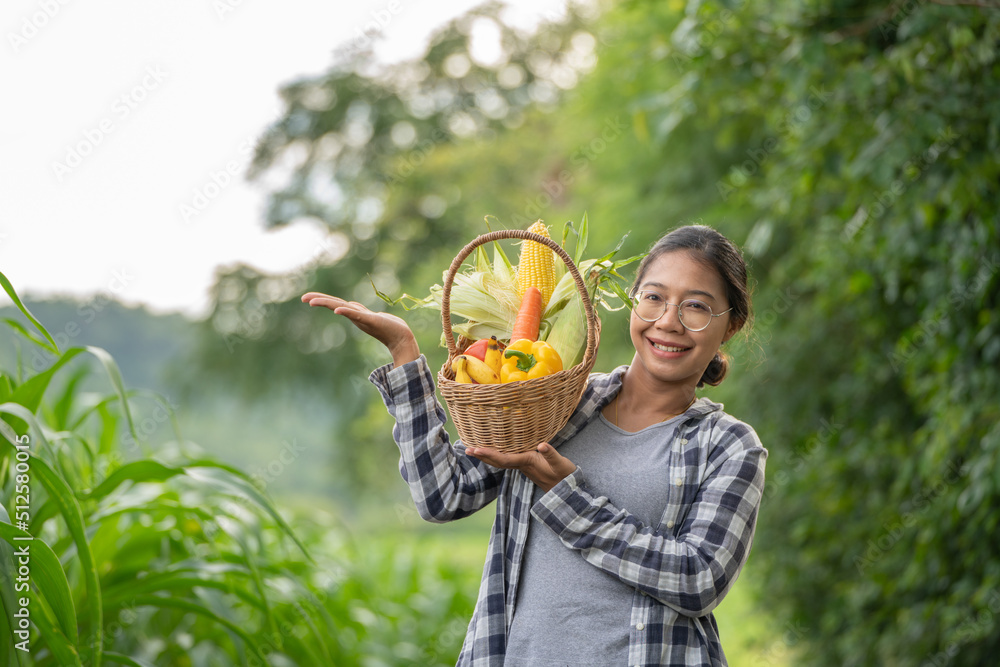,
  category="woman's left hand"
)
[465,443,577,493]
